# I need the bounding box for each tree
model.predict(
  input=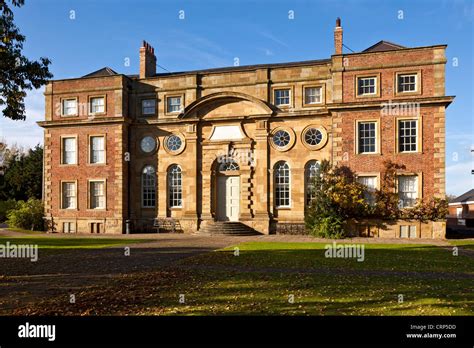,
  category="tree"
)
[1,0,52,120]
[305,160,369,238]
[1,144,42,200]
